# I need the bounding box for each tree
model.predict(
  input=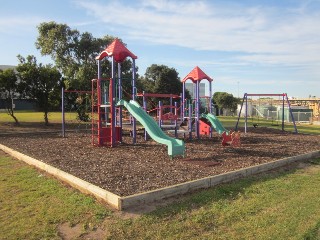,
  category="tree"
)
[16,55,62,125]
[213,92,239,116]
[0,69,19,124]
[35,21,136,93]
[141,64,183,104]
